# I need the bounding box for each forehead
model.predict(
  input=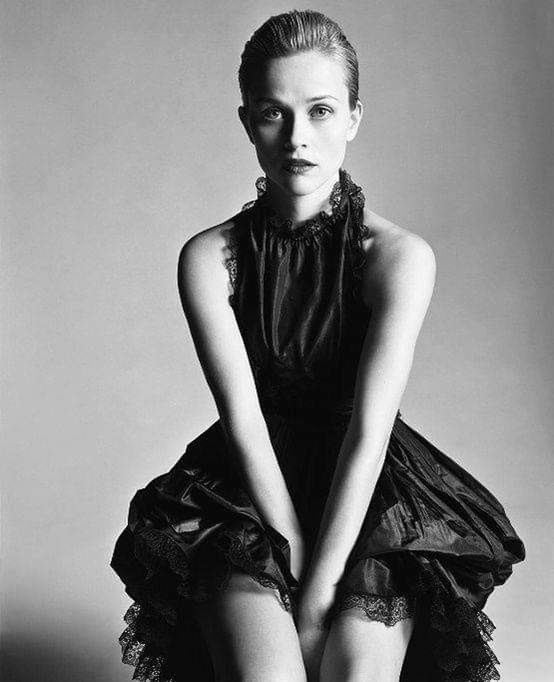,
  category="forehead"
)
[248,50,349,103]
